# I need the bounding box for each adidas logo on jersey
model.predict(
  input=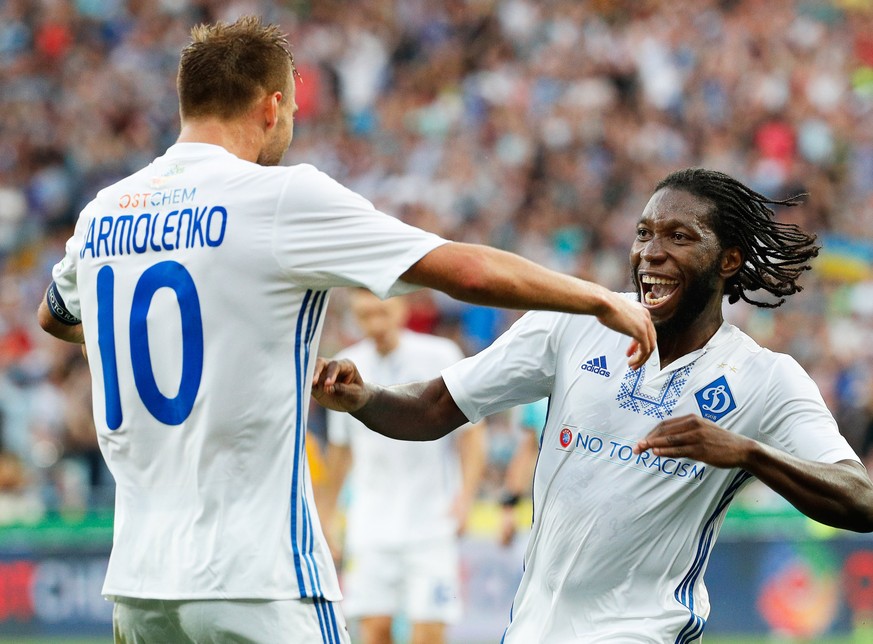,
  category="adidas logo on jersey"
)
[581,355,611,377]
